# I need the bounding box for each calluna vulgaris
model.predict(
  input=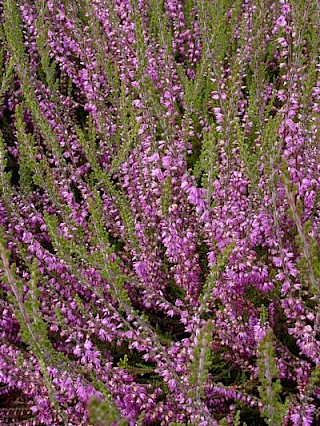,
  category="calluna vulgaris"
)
[0,0,320,424]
